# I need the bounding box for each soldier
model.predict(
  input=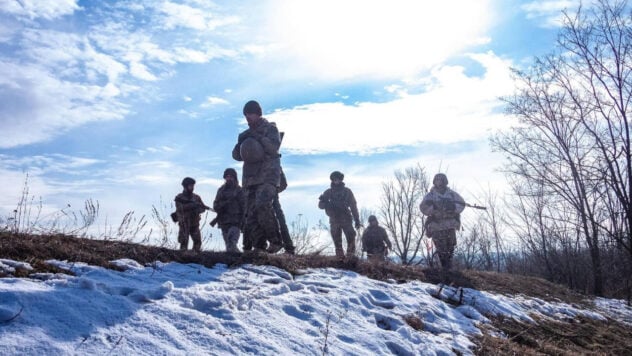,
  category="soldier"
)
[212,168,245,253]
[174,177,208,252]
[419,173,465,269]
[361,215,392,262]
[318,171,362,258]
[274,168,296,254]
[232,100,283,253]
